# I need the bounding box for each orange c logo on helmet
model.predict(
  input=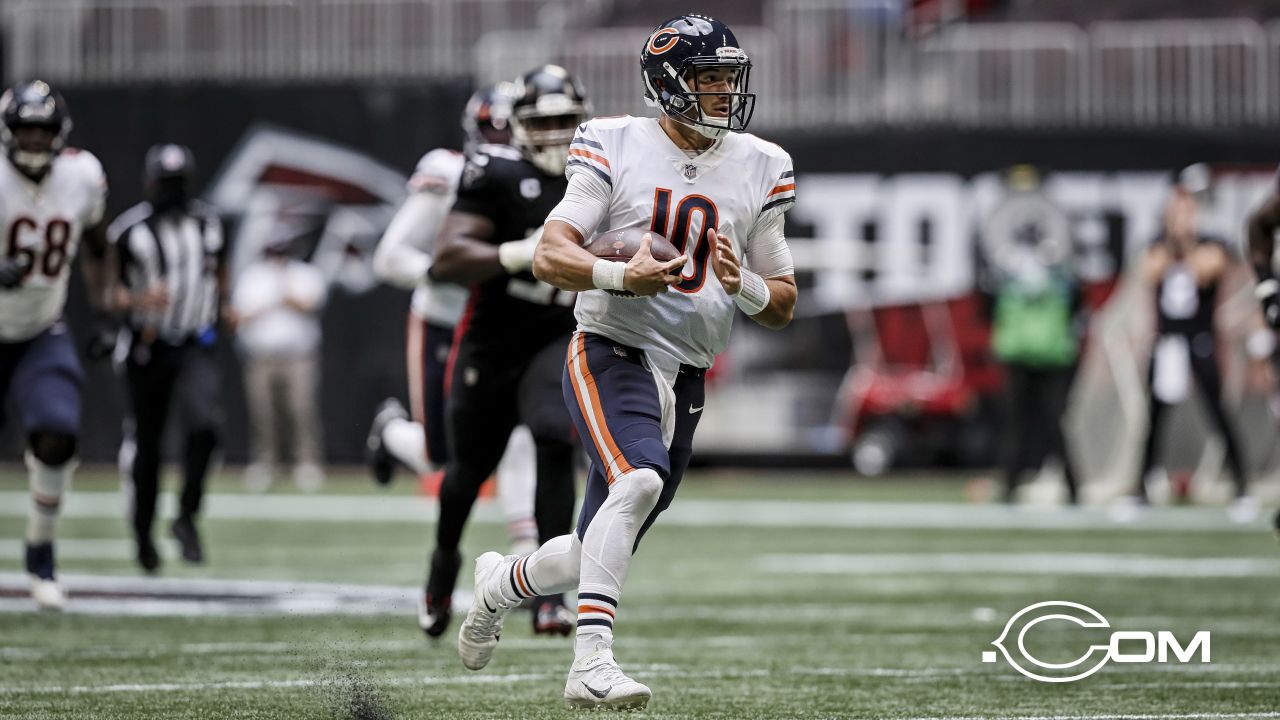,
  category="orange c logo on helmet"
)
[647,28,680,56]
